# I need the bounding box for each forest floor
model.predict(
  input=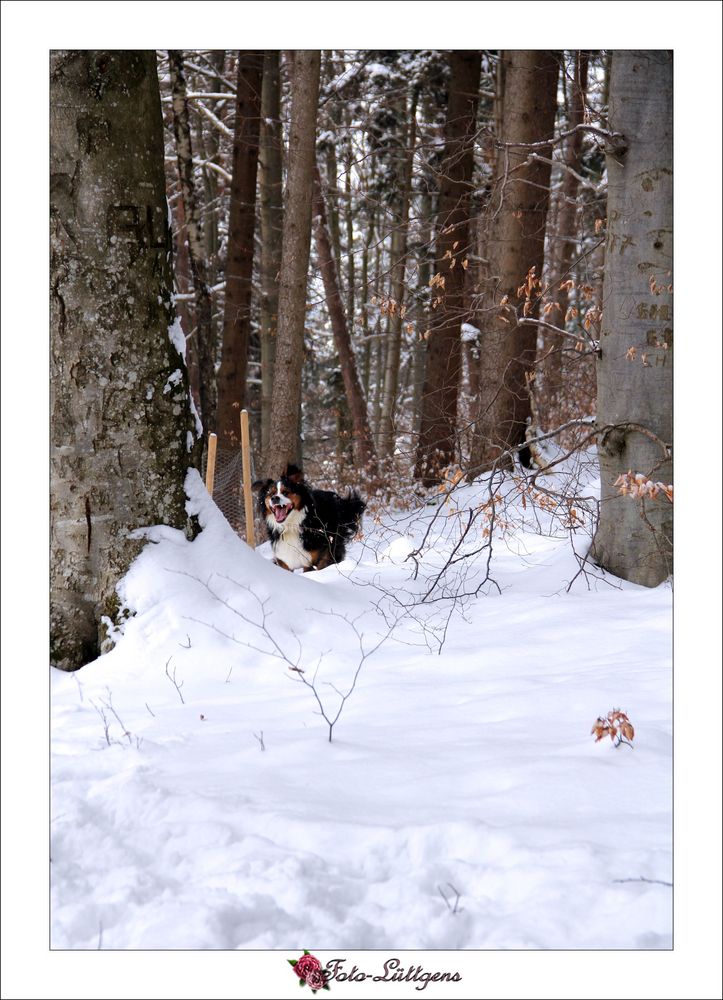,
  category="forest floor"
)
[50,457,672,949]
